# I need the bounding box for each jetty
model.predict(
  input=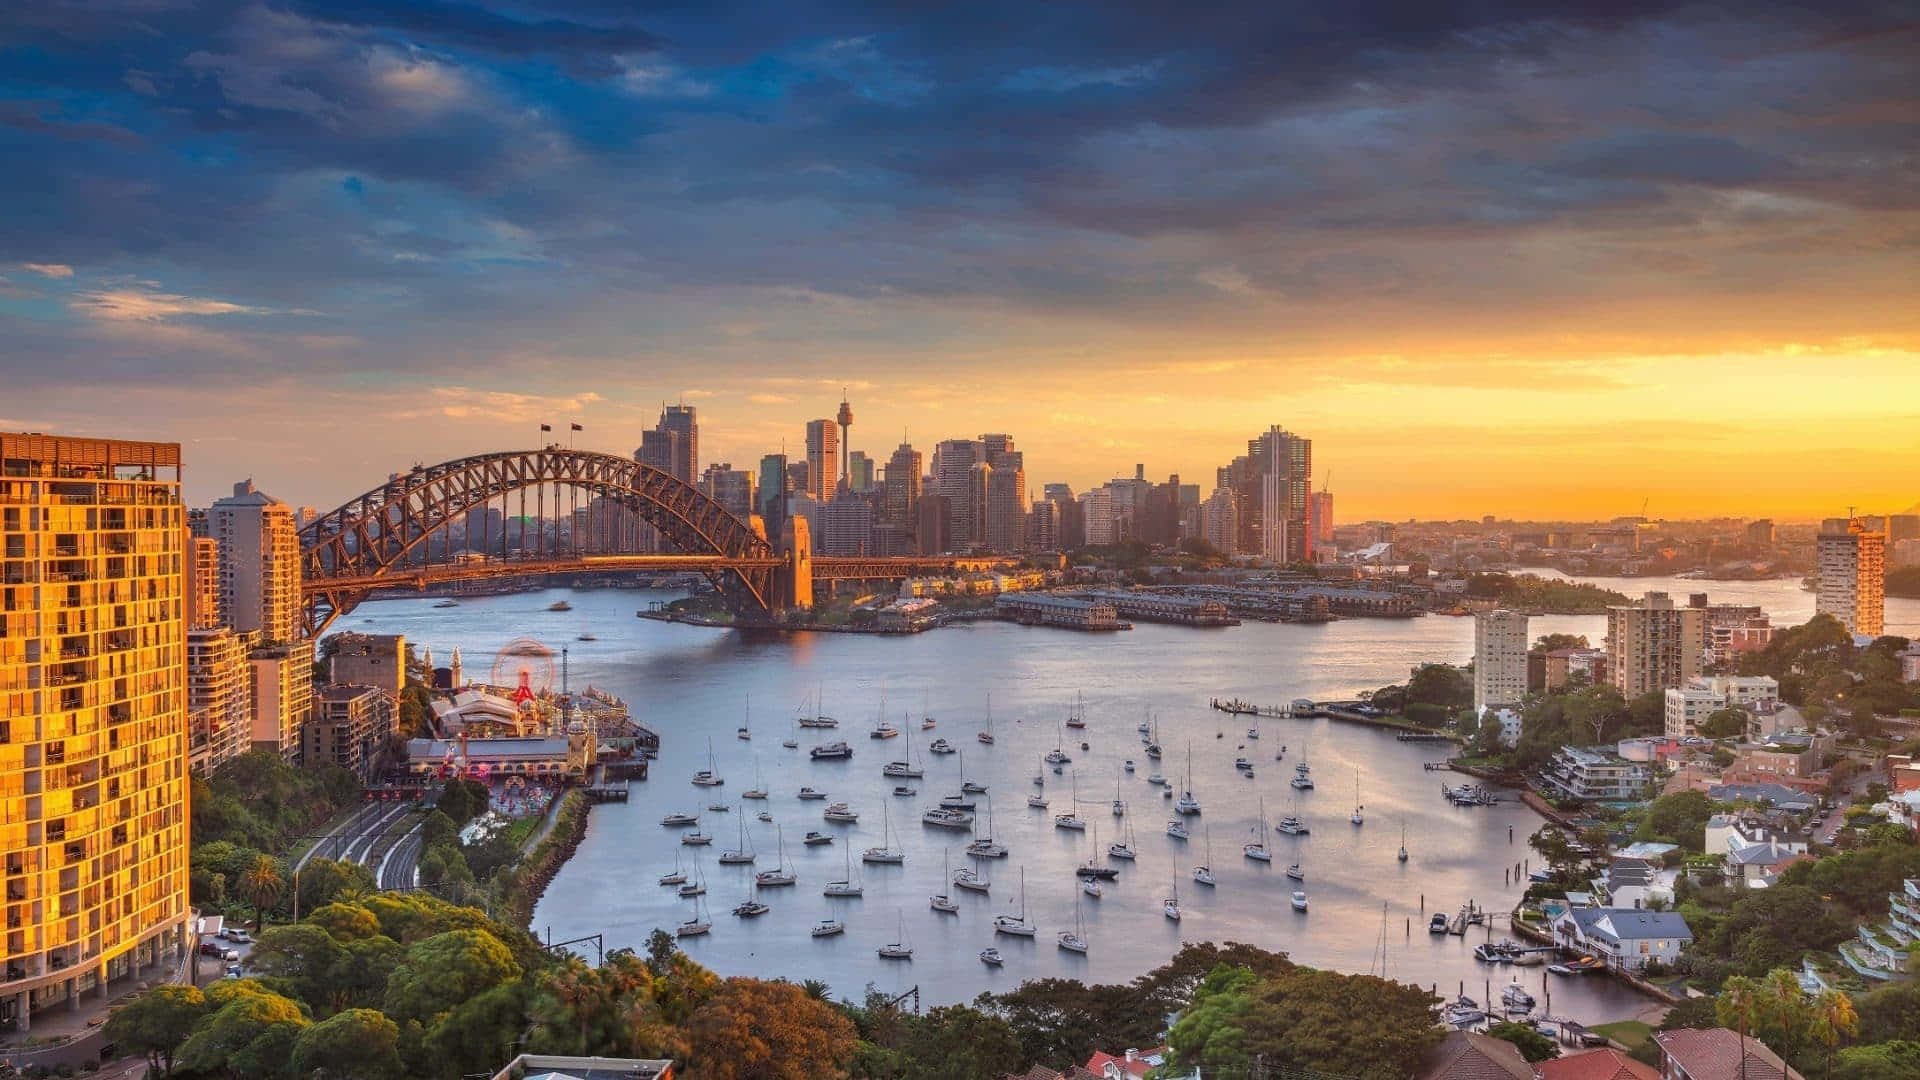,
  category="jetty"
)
[584,782,631,803]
